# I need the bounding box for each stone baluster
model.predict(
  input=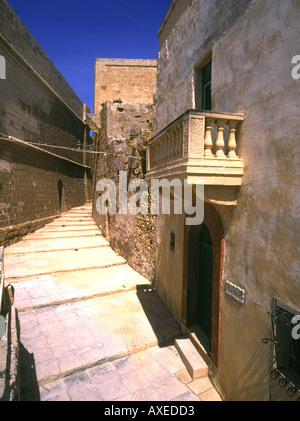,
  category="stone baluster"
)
[180,123,184,158]
[152,142,157,166]
[160,139,164,165]
[167,131,172,161]
[162,134,166,163]
[227,120,238,159]
[149,145,153,168]
[156,141,160,165]
[176,125,181,159]
[163,134,167,163]
[156,140,161,166]
[170,129,175,159]
[163,134,168,163]
[215,119,227,158]
[204,117,215,157]
[152,142,156,167]
[156,139,160,166]
[169,129,174,159]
